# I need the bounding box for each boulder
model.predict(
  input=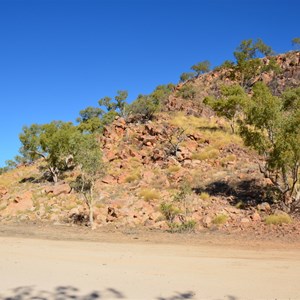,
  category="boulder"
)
[251,212,261,222]
[45,183,70,196]
[202,216,212,228]
[0,187,8,197]
[257,202,271,212]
